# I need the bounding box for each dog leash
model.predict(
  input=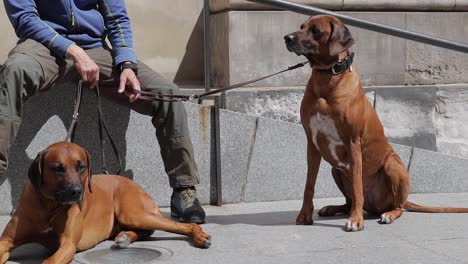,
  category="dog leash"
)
[132,61,309,102]
[65,80,83,143]
[65,80,122,175]
[64,60,308,172]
